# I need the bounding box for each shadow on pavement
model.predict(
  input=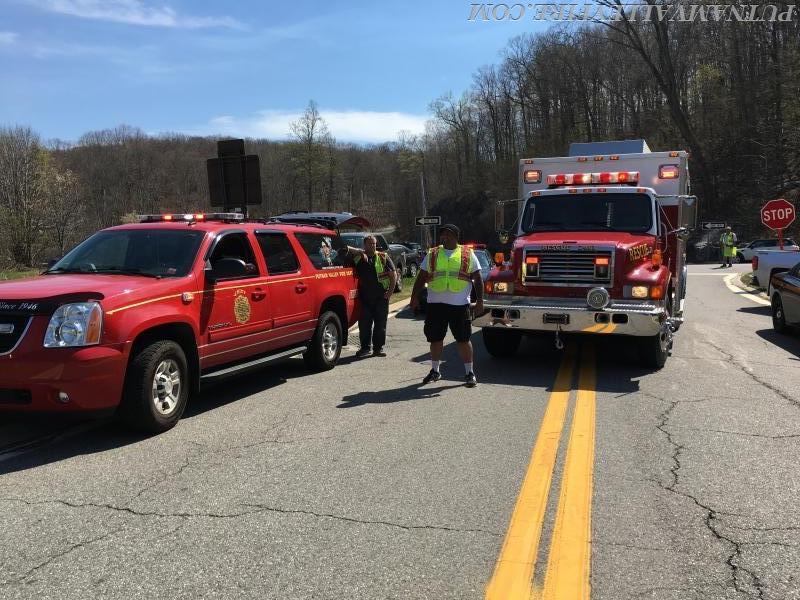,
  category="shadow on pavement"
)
[755,328,800,360]
[0,358,308,476]
[339,381,464,407]
[737,305,772,316]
